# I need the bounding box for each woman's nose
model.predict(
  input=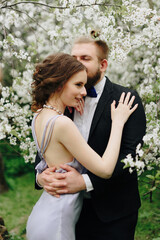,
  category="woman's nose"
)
[81,87,87,97]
